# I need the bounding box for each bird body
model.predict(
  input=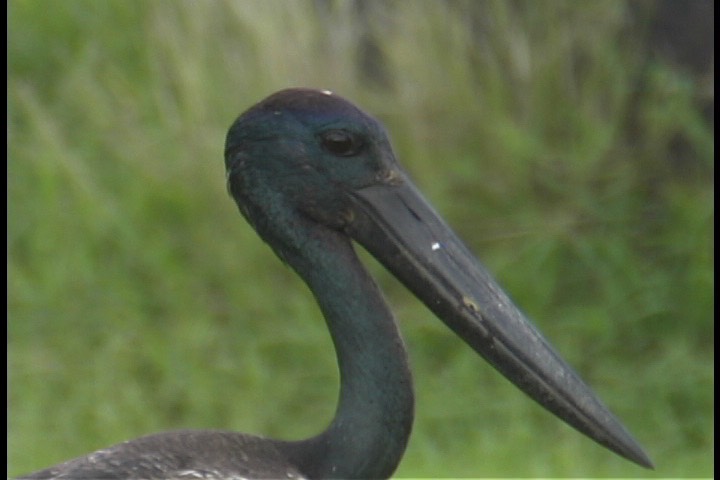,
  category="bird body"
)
[19,88,652,479]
